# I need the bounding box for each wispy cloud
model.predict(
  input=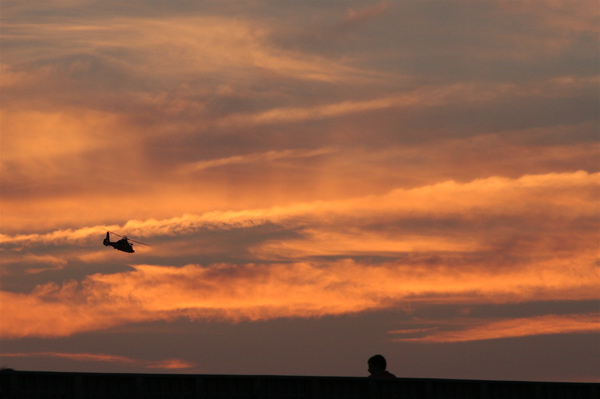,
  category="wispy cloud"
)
[343,2,389,27]
[216,79,590,128]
